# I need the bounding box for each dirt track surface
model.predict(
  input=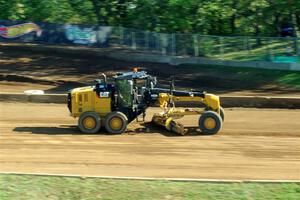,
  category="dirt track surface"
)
[1,47,300,96]
[0,102,300,180]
